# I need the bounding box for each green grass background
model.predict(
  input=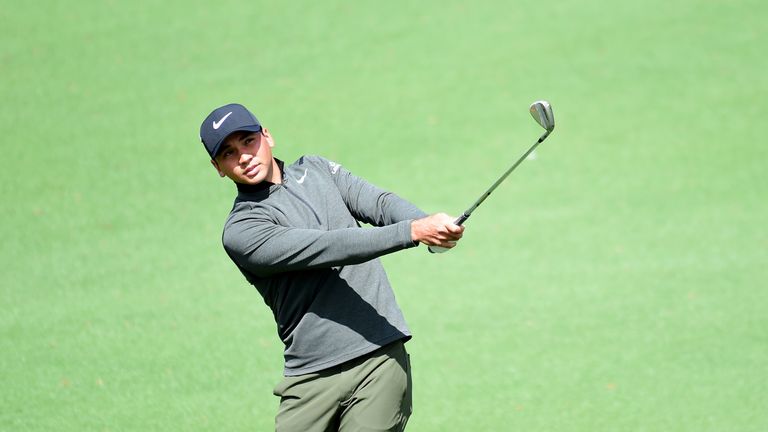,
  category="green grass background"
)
[2,1,766,430]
